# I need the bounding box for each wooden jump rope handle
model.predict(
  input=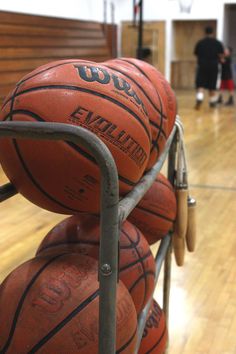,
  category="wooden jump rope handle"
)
[175,187,188,239]
[172,117,197,266]
[173,186,188,266]
[173,233,185,267]
[186,196,197,252]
